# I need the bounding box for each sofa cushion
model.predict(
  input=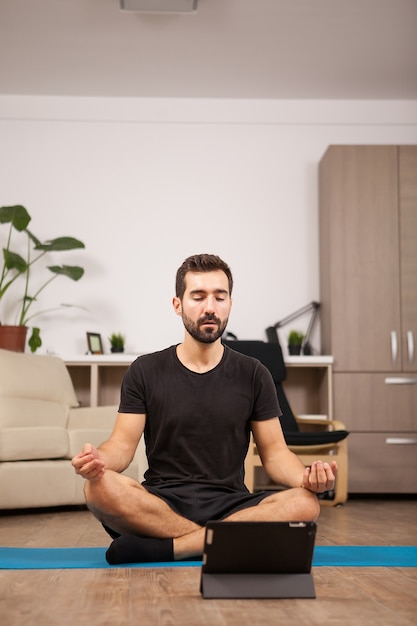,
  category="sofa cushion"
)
[0,349,79,406]
[0,460,80,508]
[0,426,69,461]
[0,397,69,429]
